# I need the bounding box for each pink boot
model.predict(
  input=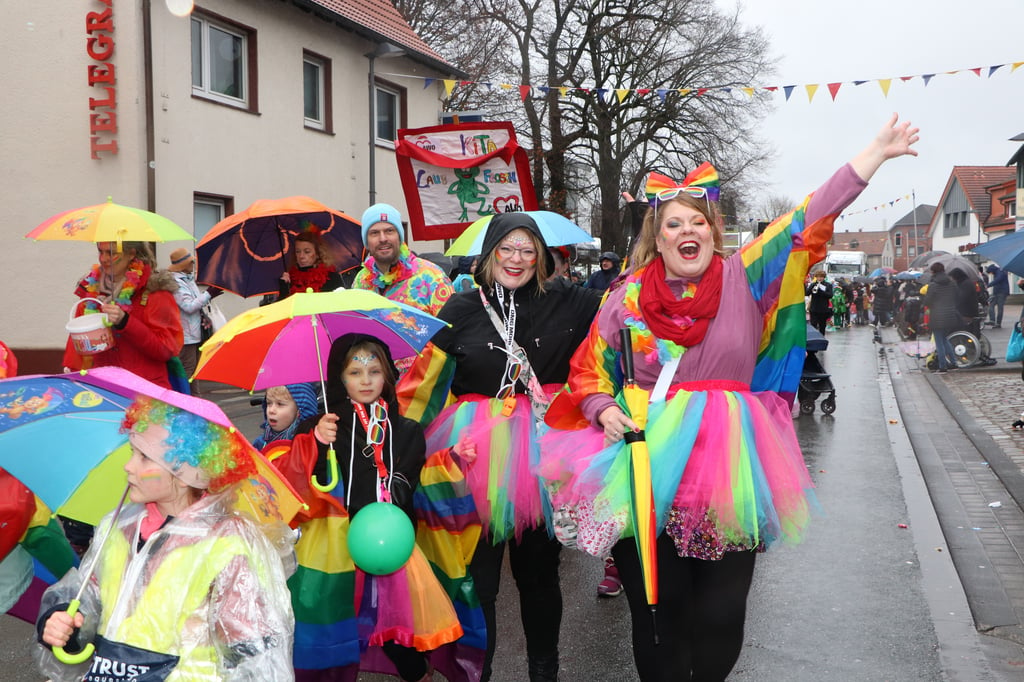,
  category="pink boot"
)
[598,556,623,597]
